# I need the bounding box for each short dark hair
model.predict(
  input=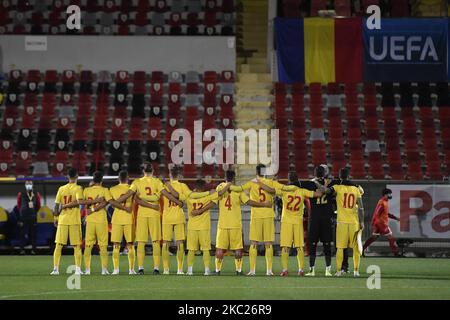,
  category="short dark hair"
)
[288,171,300,187]
[142,162,153,173]
[339,167,350,180]
[382,188,392,196]
[195,179,206,190]
[93,171,103,184]
[119,170,128,183]
[225,170,235,182]
[170,165,181,178]
[315,166,325,178]
[68,168,78,179]
[256,164,266,176]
